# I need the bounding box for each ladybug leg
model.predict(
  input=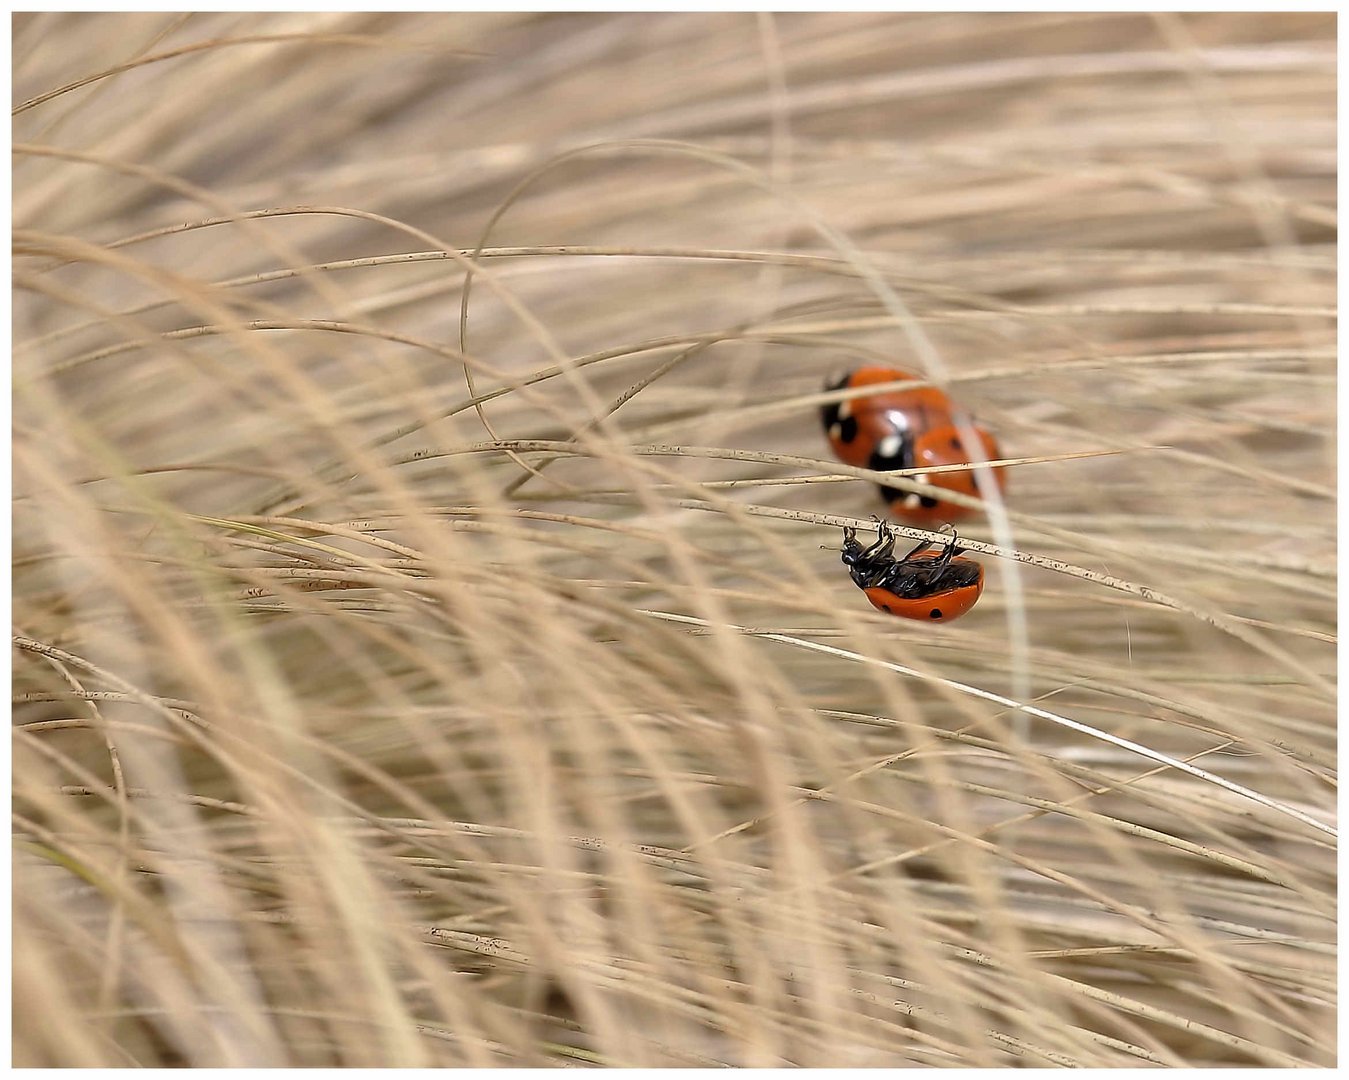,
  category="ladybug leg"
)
[926,530,966,586]
[841,522,899,590]
[930,537,957,574]
[848,554,890,590]
[900,534,939,561]
[857,520,897,564]
[900,521,956,563]
[903,526,960,589]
